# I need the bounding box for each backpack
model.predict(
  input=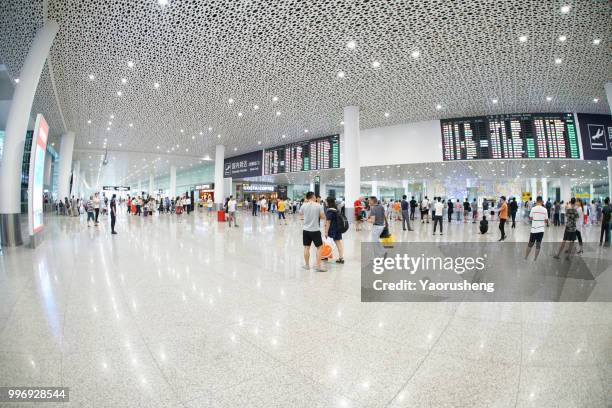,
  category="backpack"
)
[329,208,349,233]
